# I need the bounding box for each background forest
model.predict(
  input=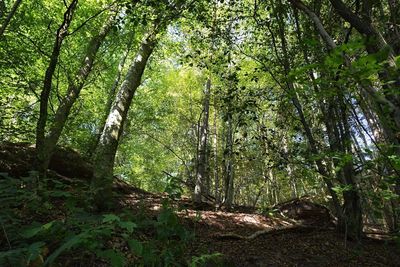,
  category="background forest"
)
[0,0,399,266]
